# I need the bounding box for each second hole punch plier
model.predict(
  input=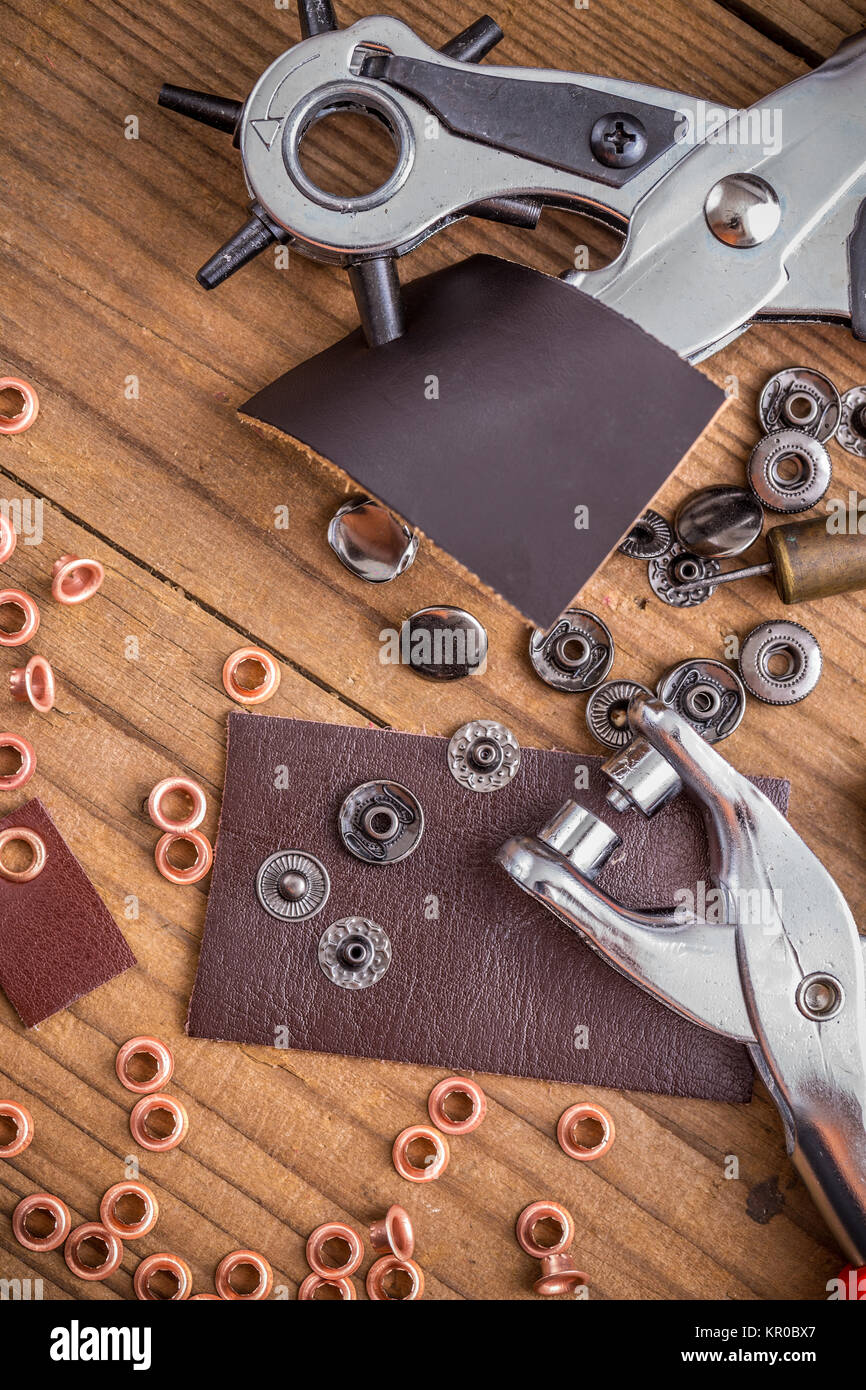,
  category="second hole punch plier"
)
[498,695,866,1266]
